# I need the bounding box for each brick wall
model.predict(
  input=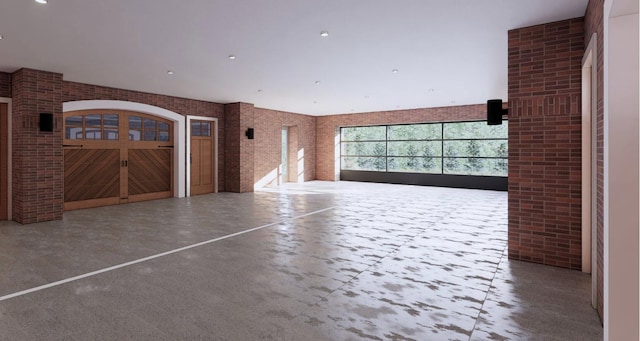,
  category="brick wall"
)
[63,81,227,191]
[254,108,316,188]
[11,69,64,224]
[224,103,254,193]
[316,105,486,181]
[0,72,11,98]
[507,18,584,269]
[585,0,604,319]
